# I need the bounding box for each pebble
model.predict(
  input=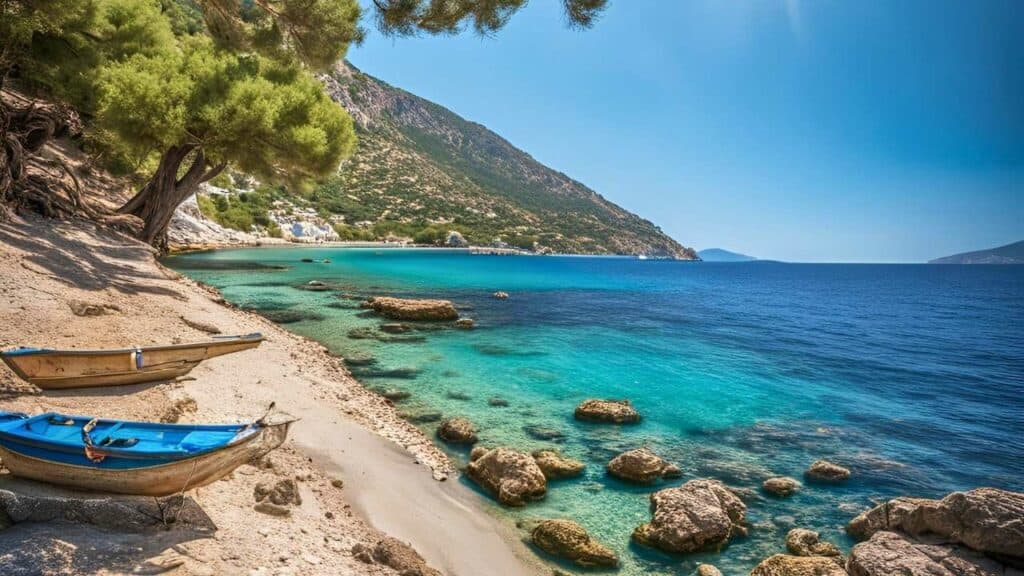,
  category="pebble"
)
[302,555,321,565]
